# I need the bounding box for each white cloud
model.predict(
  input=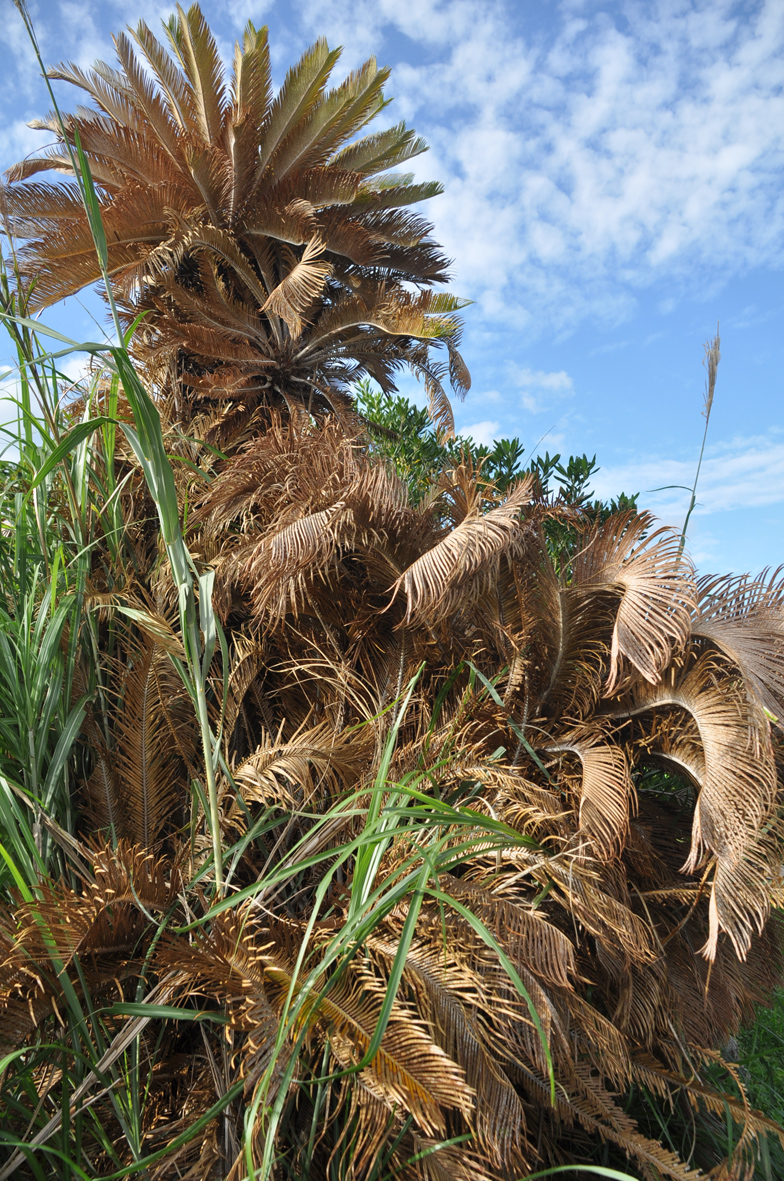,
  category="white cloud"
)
[592,430,784,520]
[57,355,93,389]
[0,119,44,173]
[511,366,574,413]
[461,418,500,446]
[375,0,784,335]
